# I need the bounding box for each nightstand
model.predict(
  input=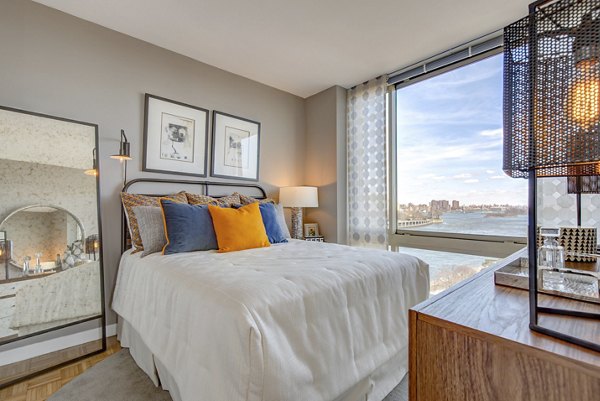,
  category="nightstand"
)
[409,251,600,401]
[304,236,325,242]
